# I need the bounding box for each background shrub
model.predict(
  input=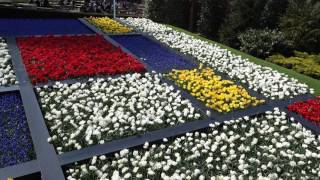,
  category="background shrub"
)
[218,0,269,47]
[146,0,192,29]
[259,0,289,28]
[238,28,292,58]
[197,0,230,40]
[267,51,320,79]
[280,0,320,53]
